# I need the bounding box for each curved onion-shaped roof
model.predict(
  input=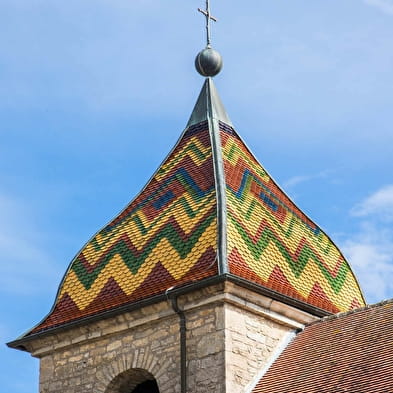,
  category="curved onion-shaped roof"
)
[24,78,365,337]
